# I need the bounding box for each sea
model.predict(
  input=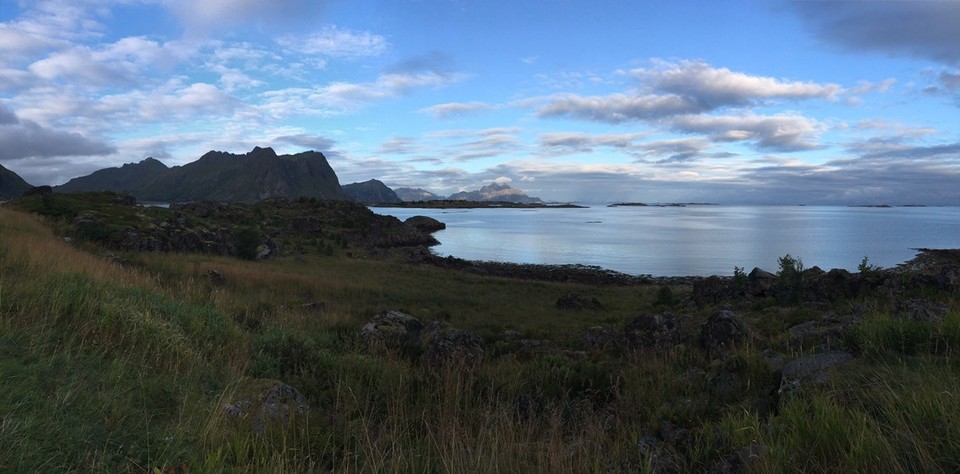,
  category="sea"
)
[371,205,960,277]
